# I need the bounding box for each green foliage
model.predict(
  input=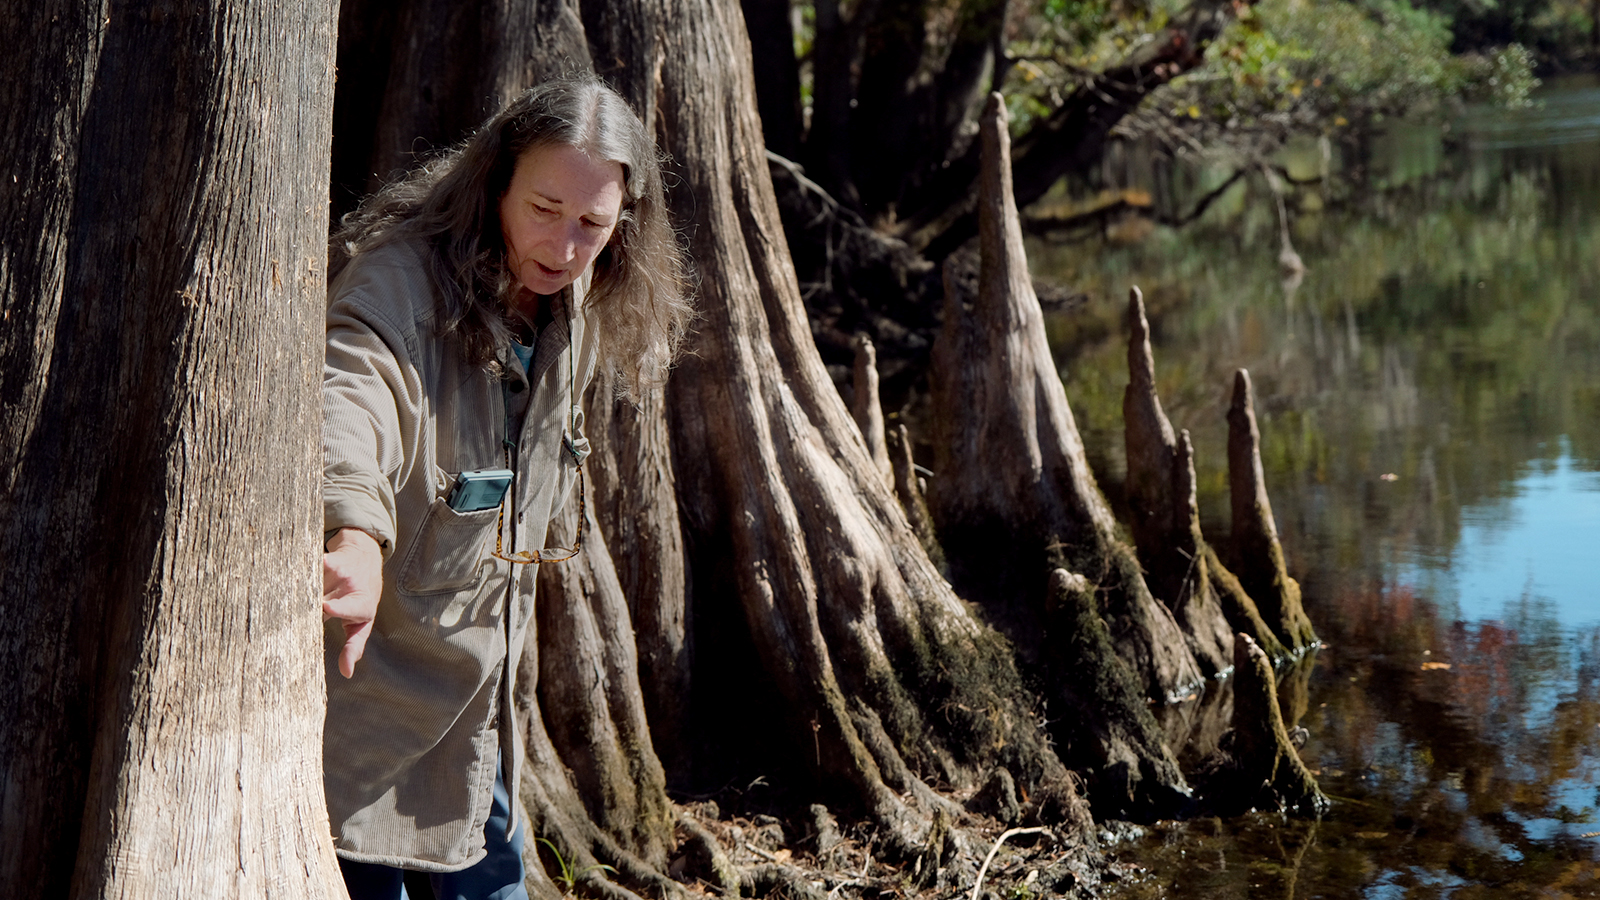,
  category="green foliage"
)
[794,2,816,124]
[1156,0,1538,127]
[1415,0,1596,65]
[536,838,616,897]
[1039,0,1121,49]
[785,0,1544,143]
[999,0,1539,137]
[1462,42,1540,106]
[1004,0,1182,131]
[1004,883,1038,900]
[1526,0,1600,52]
